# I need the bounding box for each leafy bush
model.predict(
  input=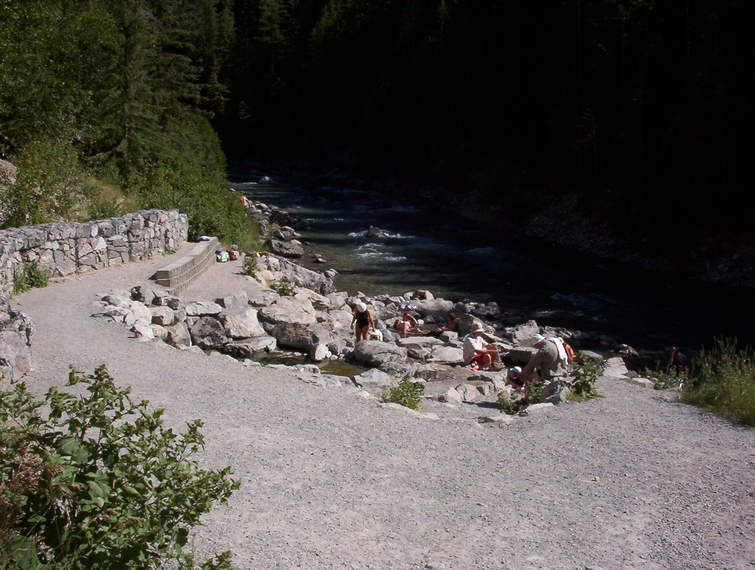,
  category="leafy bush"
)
[12,262,49,295]
[242,254,258,277]
[271,277,296,297]
[381,377,424,410]
[569,353,603,401]
[682,338,755,426]
[643,367,684,390]
[0,366,239,568]
[497,391,526,415]
[2,137,88,228]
